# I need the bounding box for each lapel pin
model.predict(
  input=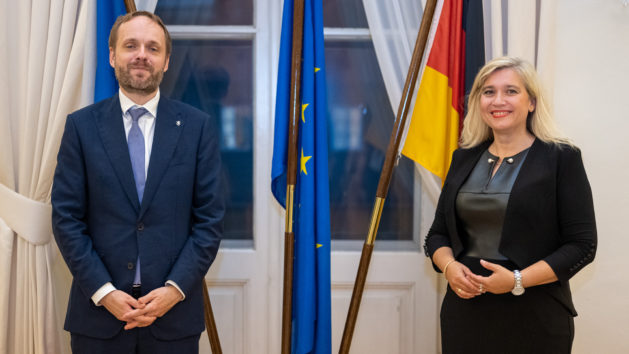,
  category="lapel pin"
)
[176,120,181,126]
